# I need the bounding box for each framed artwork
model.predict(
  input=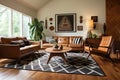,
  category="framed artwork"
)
[55,13,76,32]
[77,26,83,31]
[91,16,98,22]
